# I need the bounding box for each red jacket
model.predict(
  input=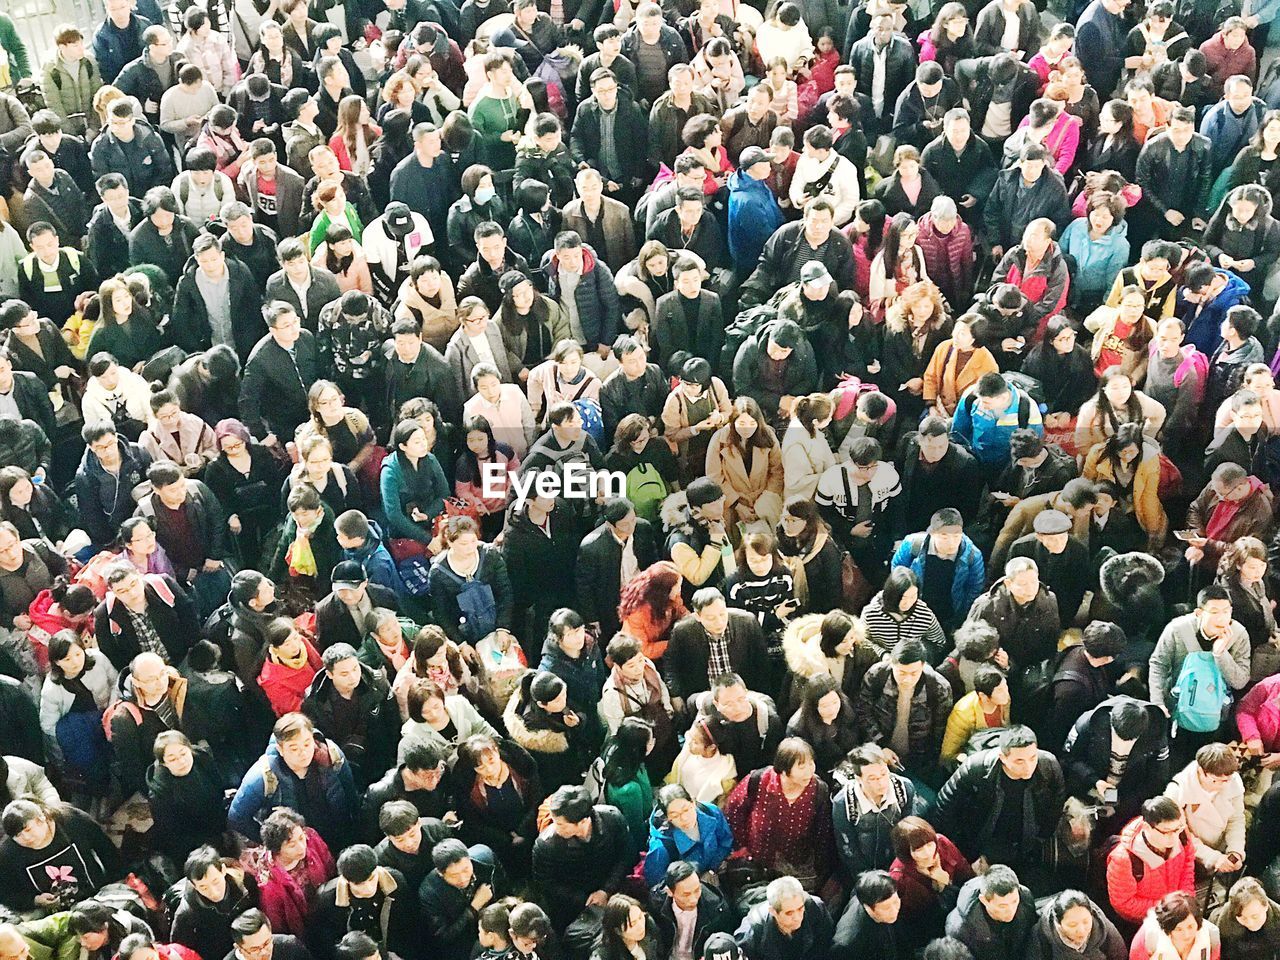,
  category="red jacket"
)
[1106,816,1196,924]
[889,833,975,925]
[257,638,323,717]
[248,827,336,936]
[916,213,974,307]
